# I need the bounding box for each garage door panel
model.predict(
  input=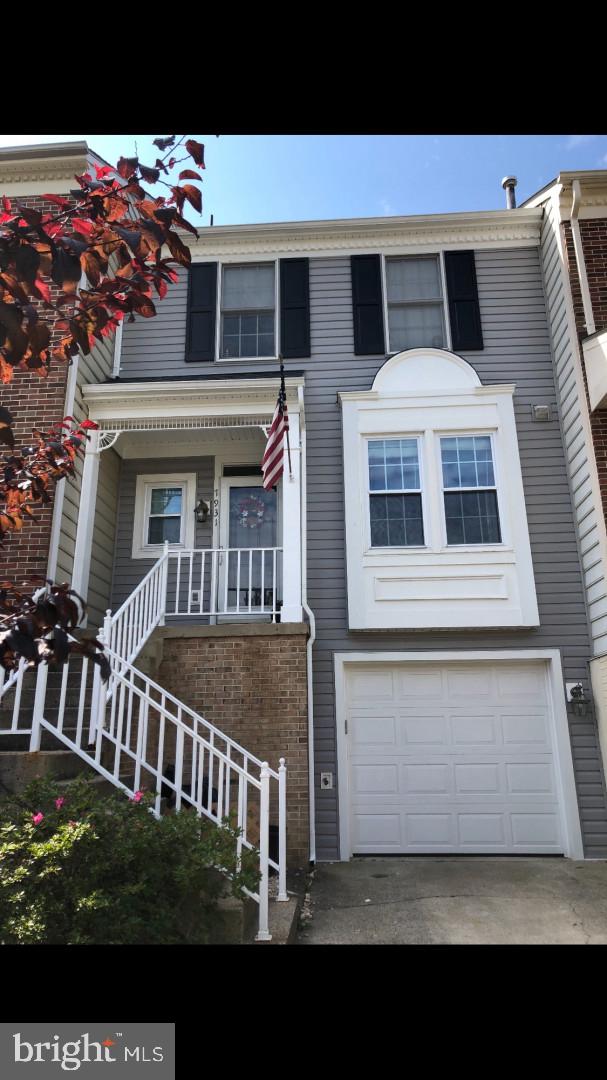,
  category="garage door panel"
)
[404,763,452,794]
[347,668,395,702]
[502,712,549,745]
[445,667,494,700]
[396,668,445,700]
[506,762,556,795]
[349,712,397,745]
[454,762,501,794]
[451,713,498,745]
[347,660,565,854]
[400,714,448,745]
